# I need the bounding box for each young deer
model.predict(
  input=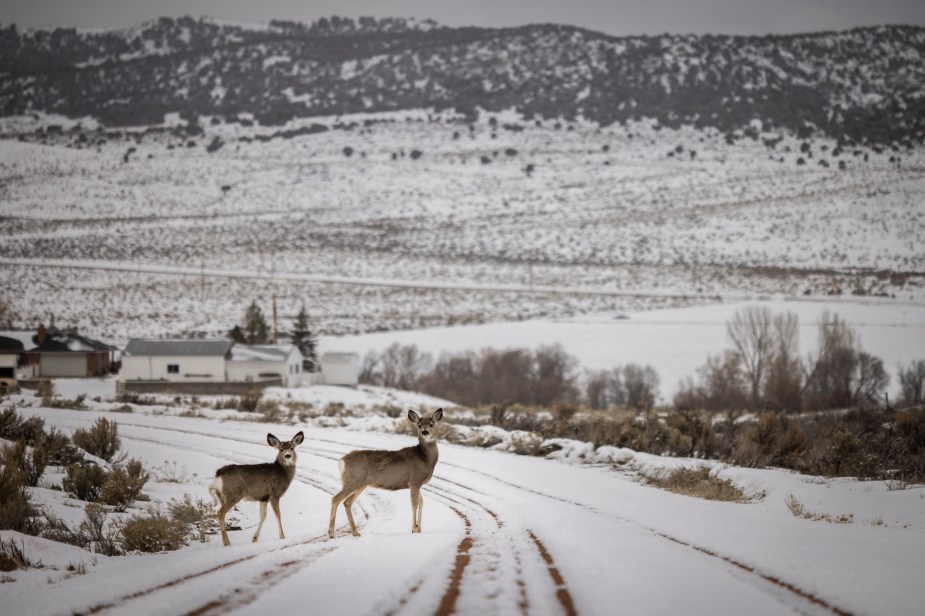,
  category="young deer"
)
[328,409,443,538]
[210,431,304,546]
